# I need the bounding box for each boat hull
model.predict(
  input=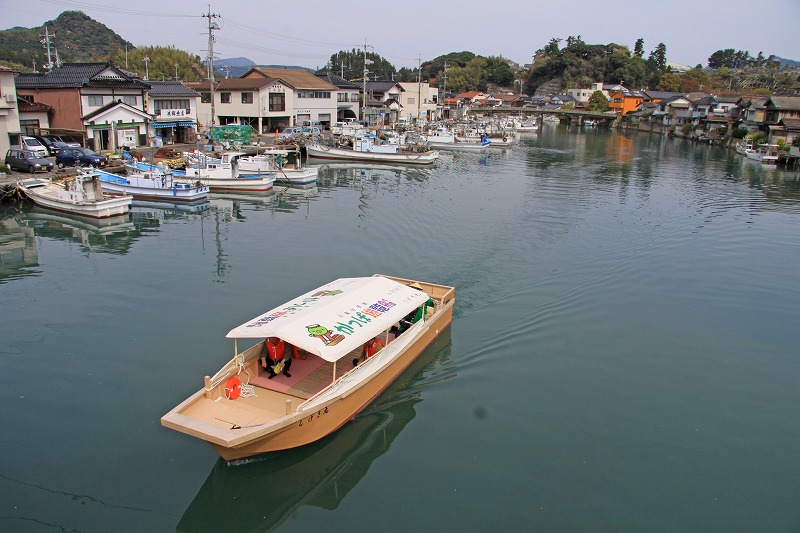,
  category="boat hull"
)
[306,144,439,165]
[18,179,132,219]
[97,171,209,203]
[211,303,452,461]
